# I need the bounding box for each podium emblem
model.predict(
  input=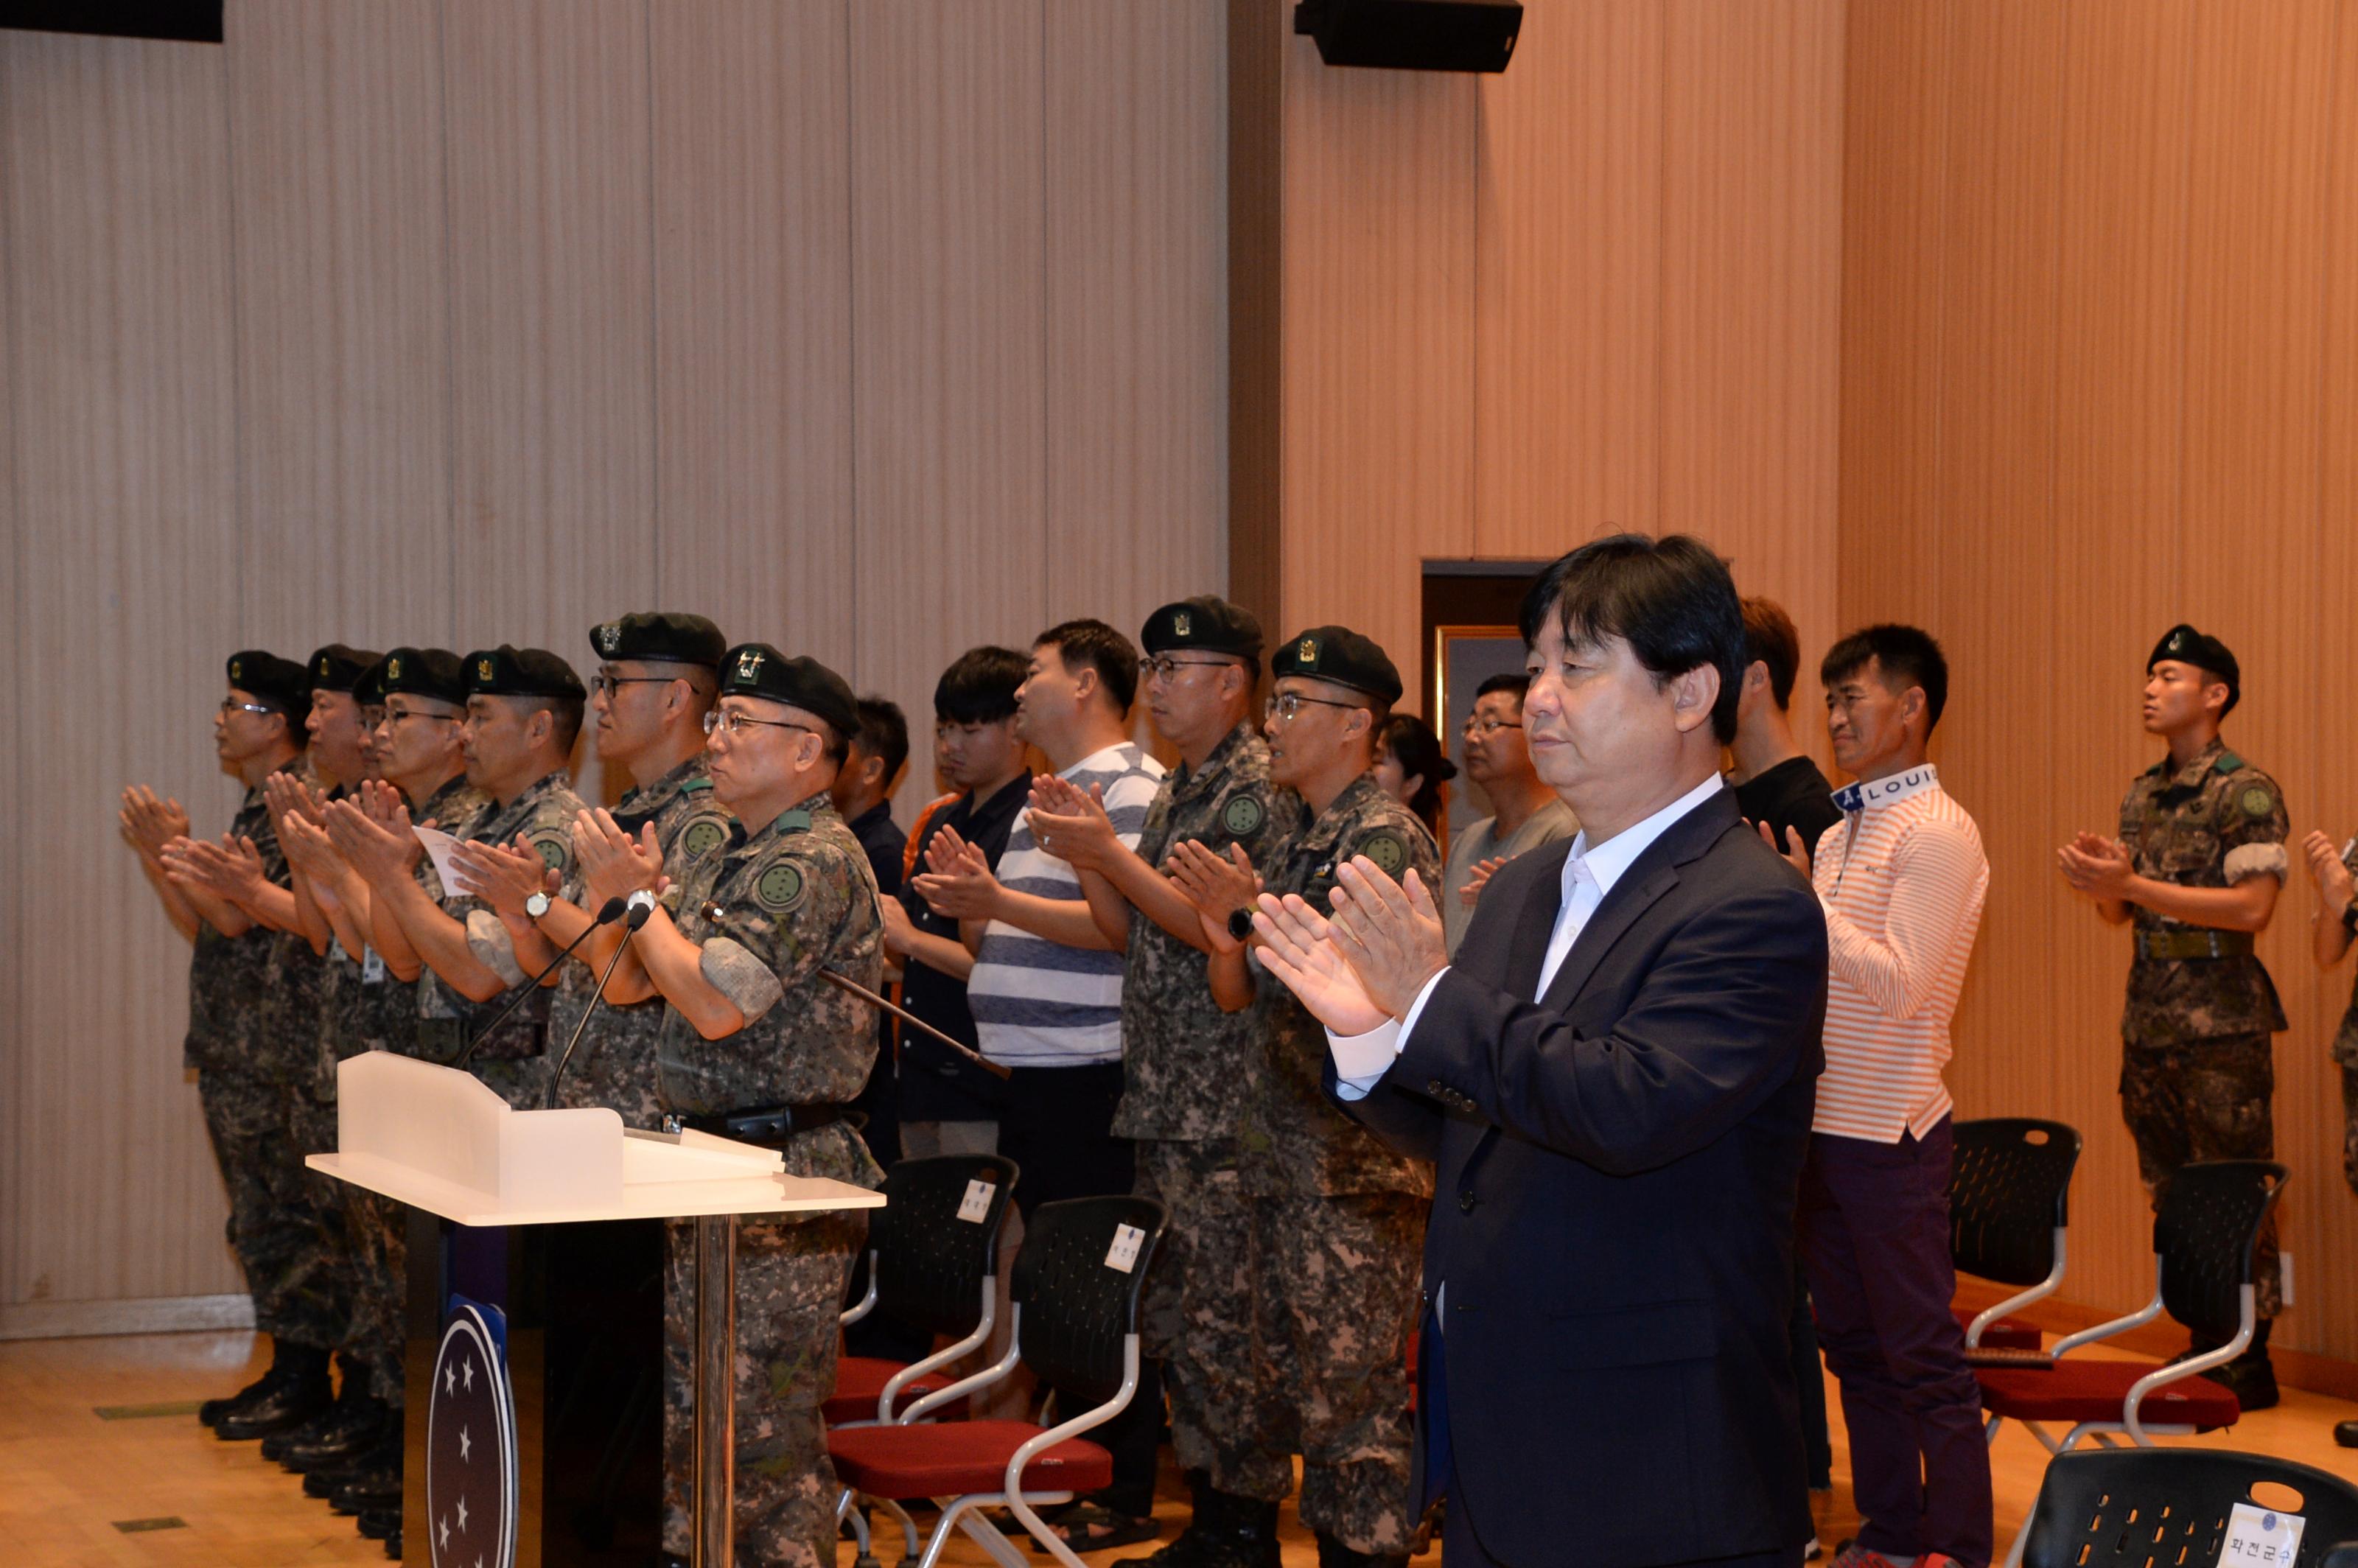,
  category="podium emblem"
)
[427,1302,518,1568]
